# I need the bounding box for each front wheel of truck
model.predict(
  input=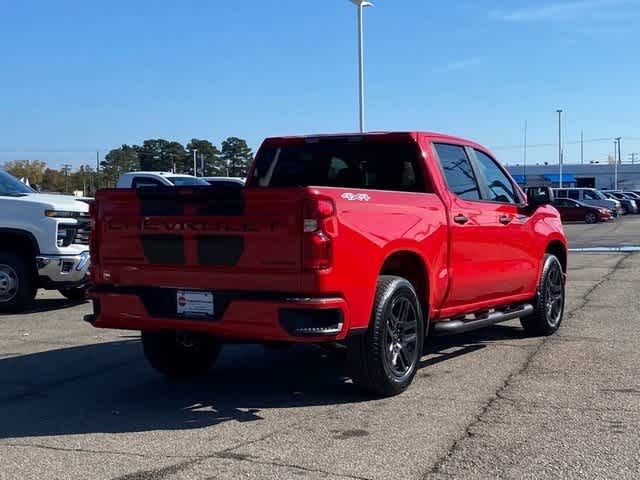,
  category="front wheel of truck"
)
[348,276,424,397]
[142,330,222,379]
